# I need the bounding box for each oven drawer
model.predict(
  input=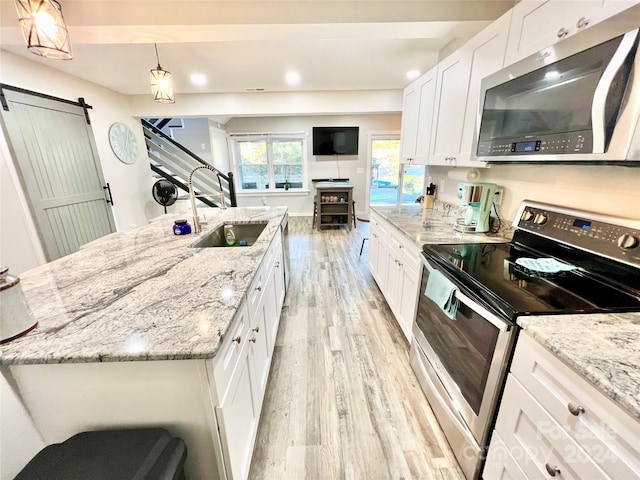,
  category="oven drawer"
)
[509,333,640,480]
[494,374,612,480]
